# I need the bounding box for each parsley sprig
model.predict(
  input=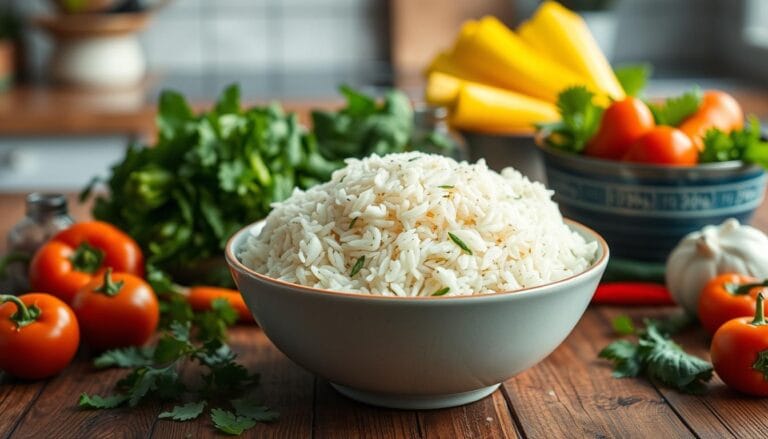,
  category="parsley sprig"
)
[599,314,712,394]
[538,86,604,153]
[79,299,278,435]
[700,116,768,167]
